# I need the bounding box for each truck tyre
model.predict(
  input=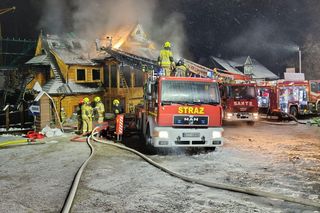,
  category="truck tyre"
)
[145,126,156,155]
[289,106,298,118]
